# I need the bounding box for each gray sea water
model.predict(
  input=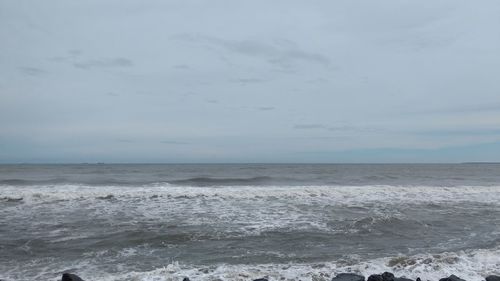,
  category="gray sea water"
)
[1,164,500,281]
